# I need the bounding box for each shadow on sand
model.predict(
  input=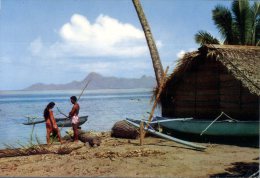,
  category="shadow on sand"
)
[210,161,259,177]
